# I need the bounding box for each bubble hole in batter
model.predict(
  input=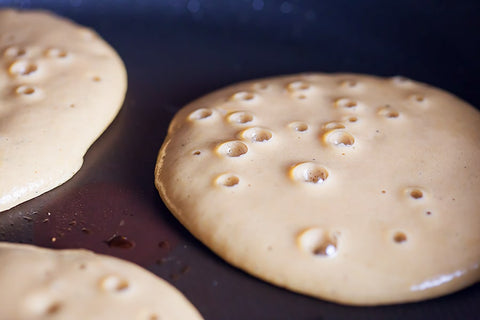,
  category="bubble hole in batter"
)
[9,60,38,76]
[289,121,309,132]
[231,91,256,102]
[335,98,357,108]
[227,111,253,124]
[44,48,68,58]
[45,301,62,315]
[393,231,408,244]
[241,127,272,142]
[217,141,248,157]
[287,80,311,91]
[4,46,26,58]
[297,228,339,257]
[15,85,36,95]
[189,108,213,121]
[325,131,355,147]
[340,79,357,88]
[410,189,423,199]
[291,162,329,184]
[378,105,400,118]
[216,173,240,187]
[100,275,130,293]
